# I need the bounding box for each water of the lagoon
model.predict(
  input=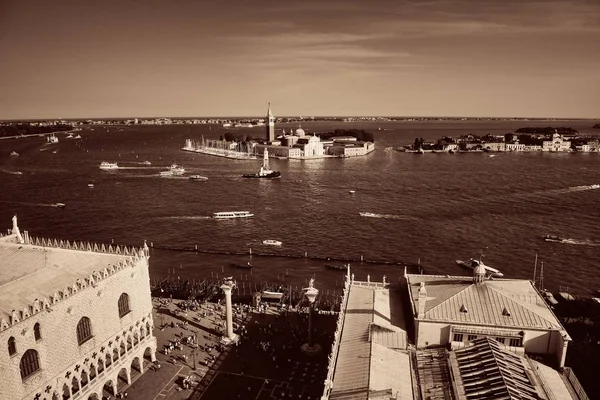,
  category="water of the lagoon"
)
[0,120,599,294]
